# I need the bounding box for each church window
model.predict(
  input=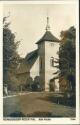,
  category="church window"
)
[50,43,54,46]
[50,57,54,67]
